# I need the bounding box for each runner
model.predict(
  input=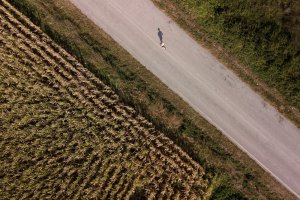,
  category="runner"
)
[161,42,166,49]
